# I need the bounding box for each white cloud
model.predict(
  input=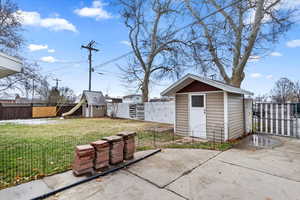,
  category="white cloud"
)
[250,73,262,78]
[266,75,273,79]
[28,44,48,52]
[40,56,57,63]
[270,52,282,56]
[120,40,131,46]
[48,49,55,53]
[286,39,300,48]
[74,0,113,20]
[17,10,77,32]
[248,55,260,62]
